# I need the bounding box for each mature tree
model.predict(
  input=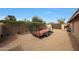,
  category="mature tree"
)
[5,15,16,21]
[57,18,65,24]
[47,22,54,24]
[32,16,42,23]
[31,16,46,31]
[23,18,27,22]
